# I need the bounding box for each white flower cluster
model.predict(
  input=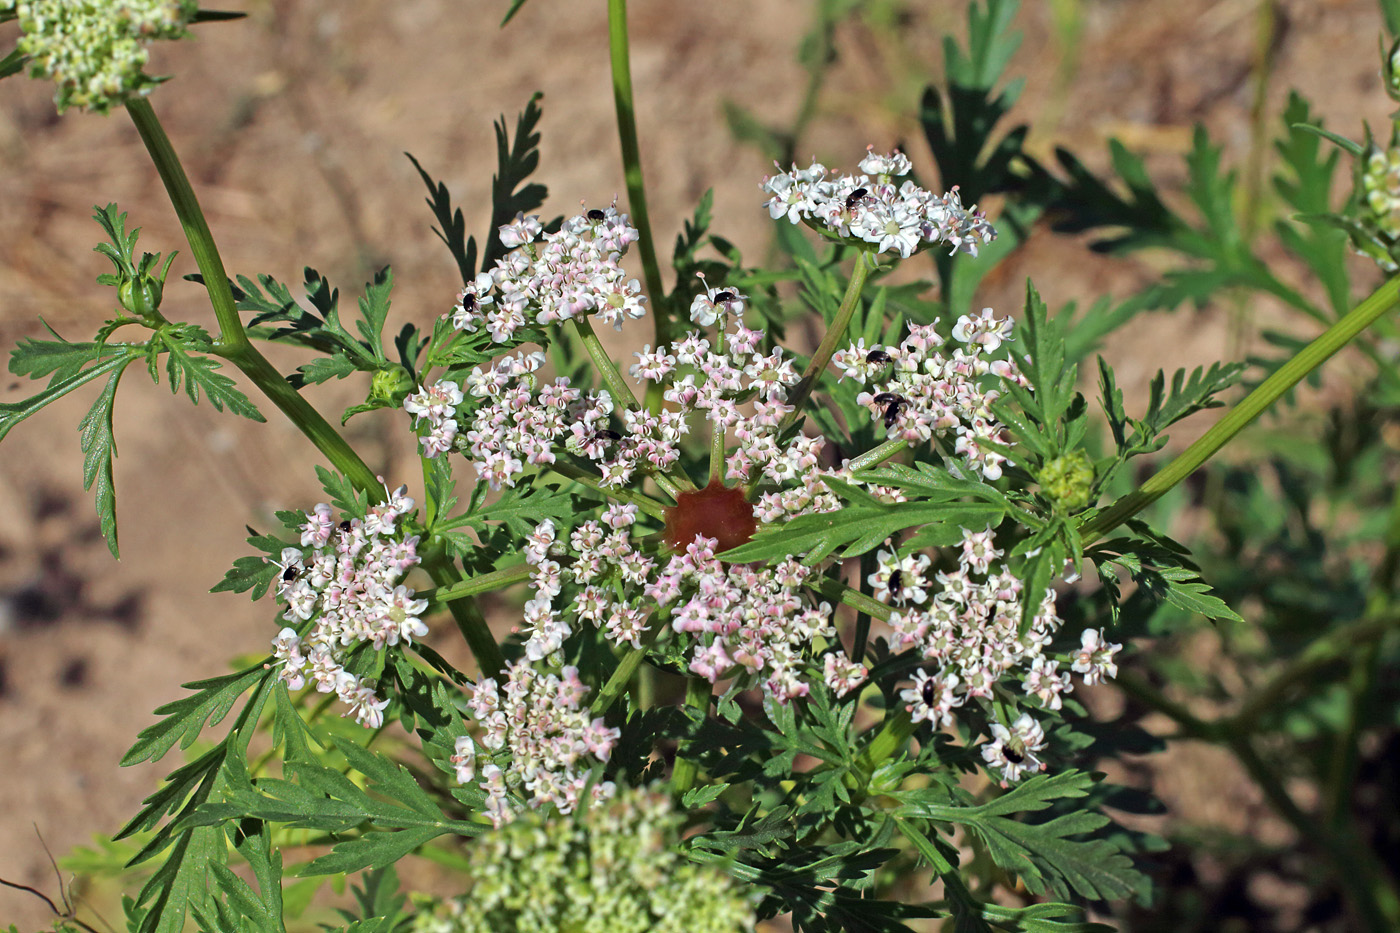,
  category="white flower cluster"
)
[522,511,867,705]
[15,0,196,113]
[406,296,820,492]
[874,526,1120,784]
[448,206,645,343]
[267,485,424,729]
[409,785,758,933]
[834,309,1023,481]
[761,149,996,258]
[453,660,621,826]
